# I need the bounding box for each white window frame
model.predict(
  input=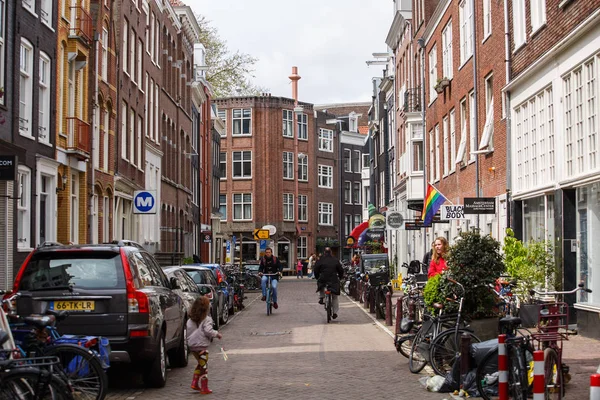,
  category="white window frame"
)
[469,91,476,162]
[429,129,435,181]
[101,27,108,81]
[297,113,308,140]
[530,0,546,33]
[353,150,361,172]
[19,39,34,138]
[137,38,143,85]
[450,109,456,172]
[17,166,32,250]
[232,108,251,136]
[483,0,492,39]
[40,0,52,27]
[103,196,110,242]
[297,236,307,259]
[233,193,252,221]
[298,155,308,181]
[232,150,252,179]
[319,128,333,152]
[318,165,333,188]
[411,123,424,172]
[121,102,128,160]
[220,152,226,179]
[344,181,351,204]
[512,0,526,49]
[435,126,441,181]
[283,193,294,221]
[38,52,51,143]
[70,173,79,244]
[217,110,226,136]
[343,149,351,172]
[129,107,135,163]
[130,28,136,83]
[459,0,473,64]
[283,151,294,180]
[298,194,308,222]
[123,19,129,75]
[456,99,468,164]
[442,21,453,79]
[429,44,438,103]
[283,109,293,137]
[137,115,142,169]
[443,117,449,176]
[103,108,109,171]
[318,202,333,226]
[219,194,227,221]
[353,182,361,204]
[22,0,36,15]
